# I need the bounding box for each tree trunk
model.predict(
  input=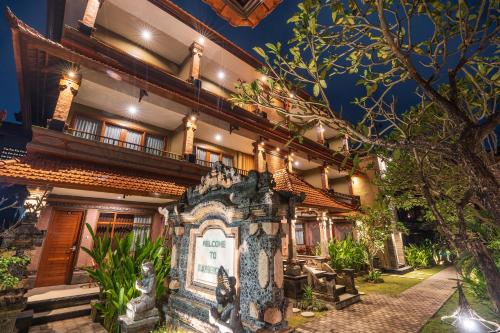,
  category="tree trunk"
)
[465,239,500,313]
